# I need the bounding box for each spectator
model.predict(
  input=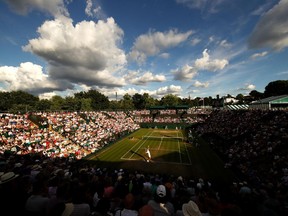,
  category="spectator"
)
[148,184,174,216]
